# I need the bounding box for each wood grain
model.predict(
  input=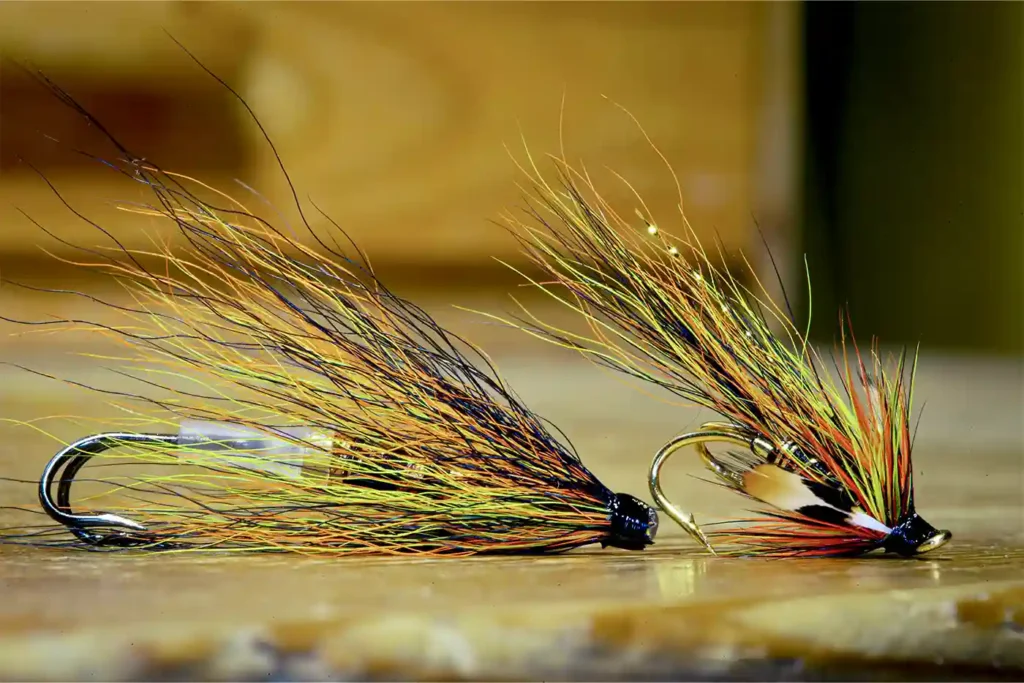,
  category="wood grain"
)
[0,284,1021,681]
[0,9,1017,680]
